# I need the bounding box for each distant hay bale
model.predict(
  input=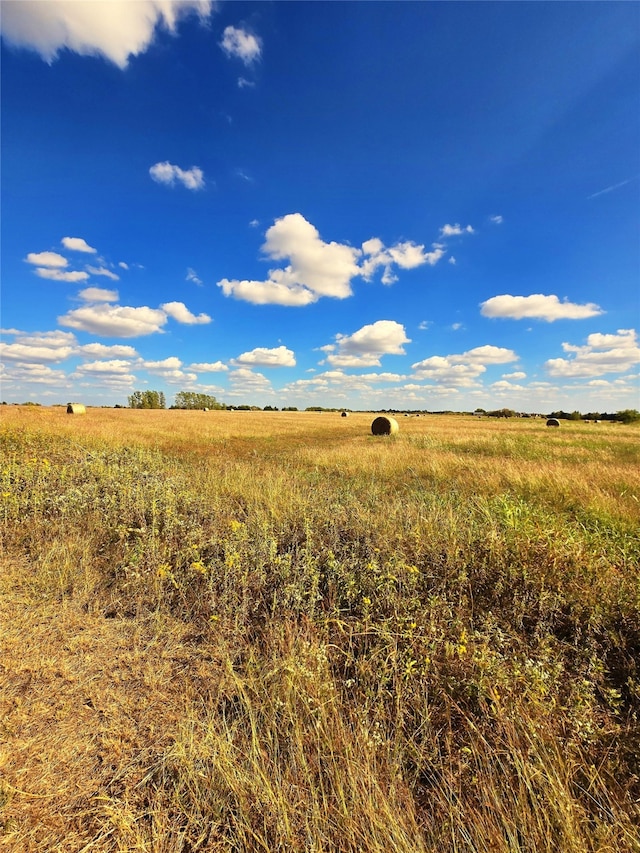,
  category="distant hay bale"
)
[546,417,560,427]
[67,403,86,415]
[203,407,209,412]
[371,416,399,436]
[341,411,349,418]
